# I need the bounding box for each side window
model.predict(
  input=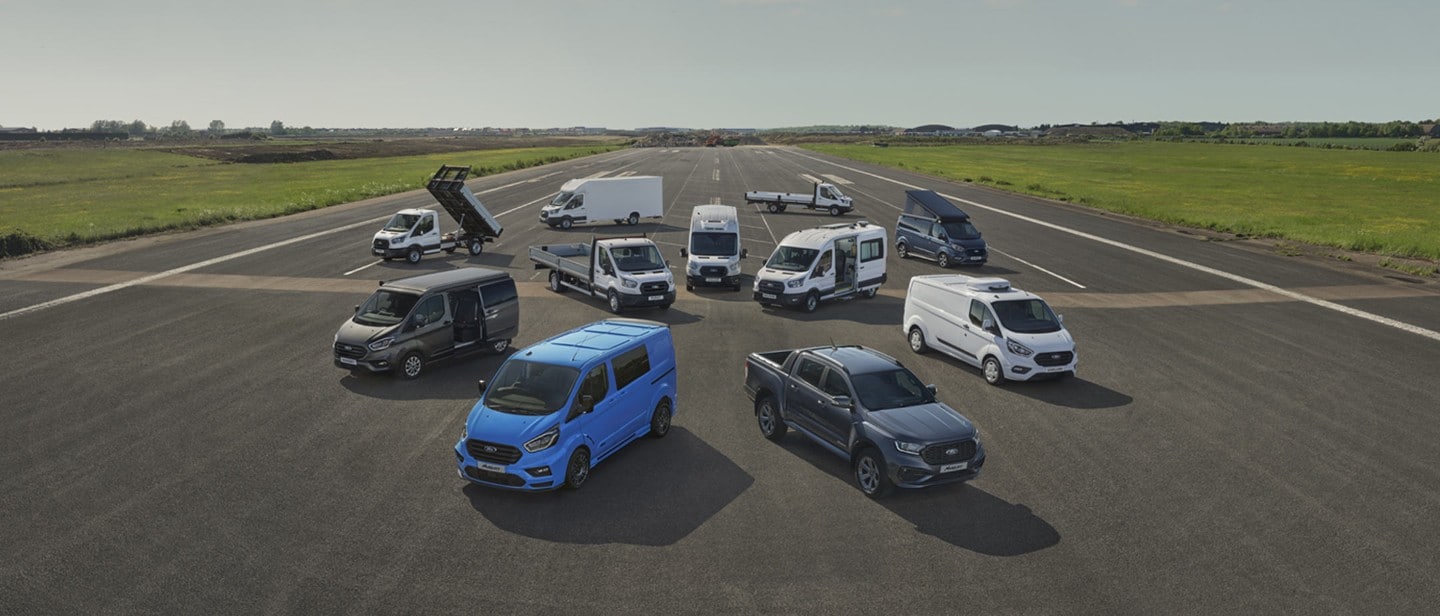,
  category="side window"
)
[930,222,946,239]
[612,345,651,390]
[968,299,988,327]
[414,295,446,327]
[580,365,609,404]
[859,238,883,262]
[795,358,826,389]
[821,369,851,398]
[479,279,517,307]
[417,216,435,234]
[569,194,583,209]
